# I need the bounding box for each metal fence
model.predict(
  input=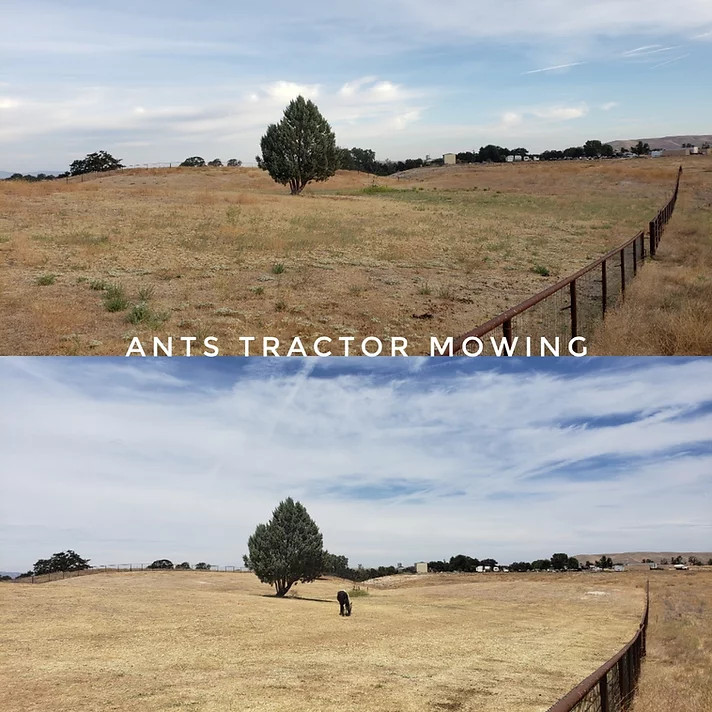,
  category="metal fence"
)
[13,564,247,584]
[546,581,649,712]
[453,167,683,355]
